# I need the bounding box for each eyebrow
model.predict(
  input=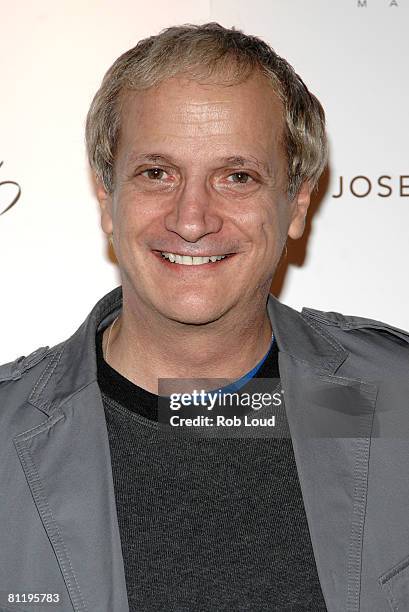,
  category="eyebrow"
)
[224,155,271,174]
[128,152,271,174]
